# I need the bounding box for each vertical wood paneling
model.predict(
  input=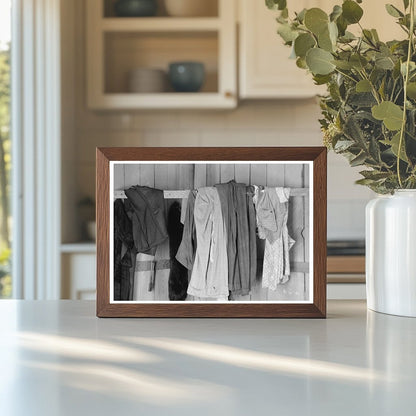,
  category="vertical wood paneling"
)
[266,163,305,301]
[194,164,207,188]
[140,164,155,187]
[154,164,169,190]
[206,164,221,186]
[154,163,171,301]
[113,163,124,190]
[167,164,179,190]
[250,164,267,187]
[179,164,194,189]
[121,161,309,303]
[124,164,141,187]
[220,164,235,182]
[266,163,285,186]
[249,163,268,301]
[235,164,250,184]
